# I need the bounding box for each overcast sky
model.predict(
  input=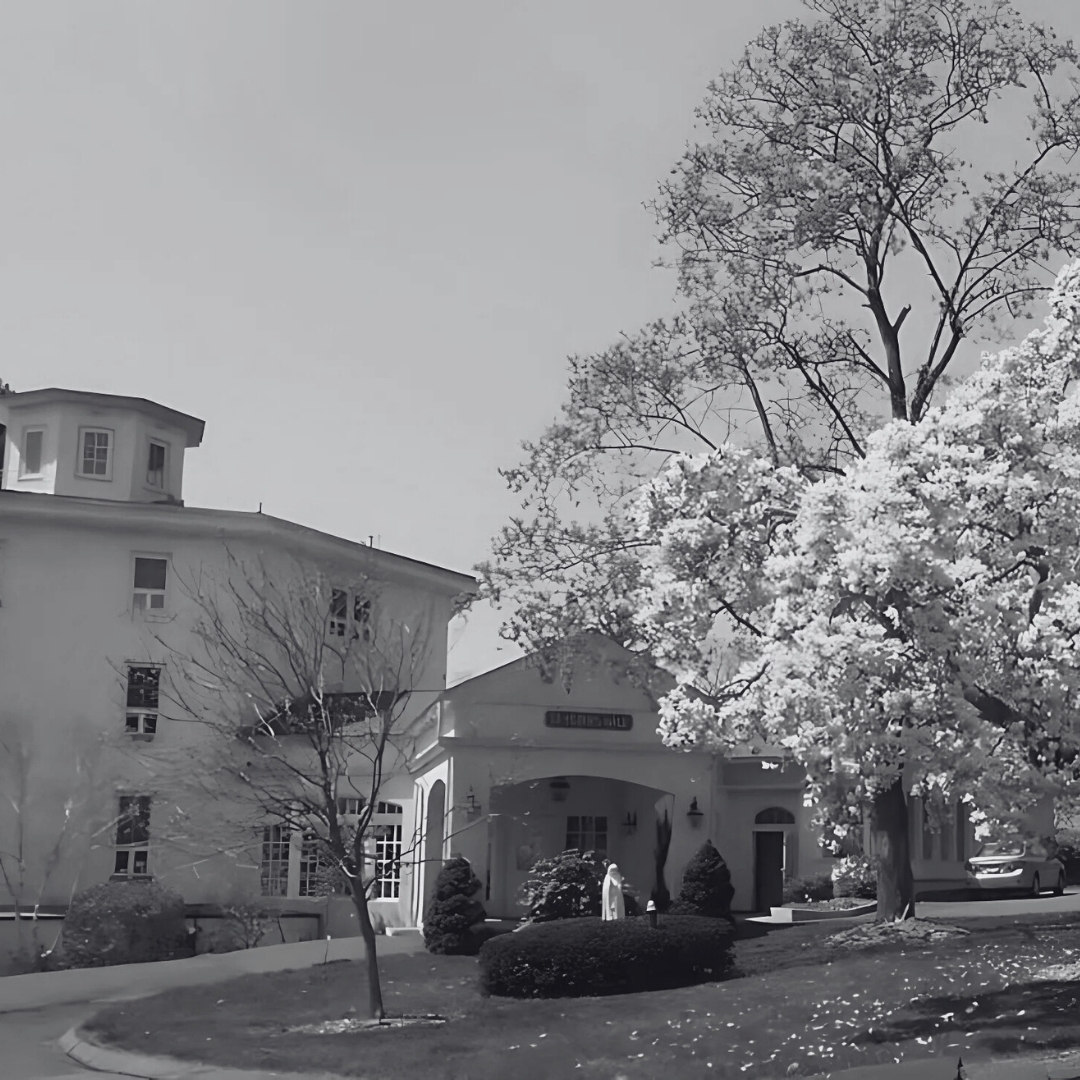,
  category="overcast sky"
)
[2,0,1075,685]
